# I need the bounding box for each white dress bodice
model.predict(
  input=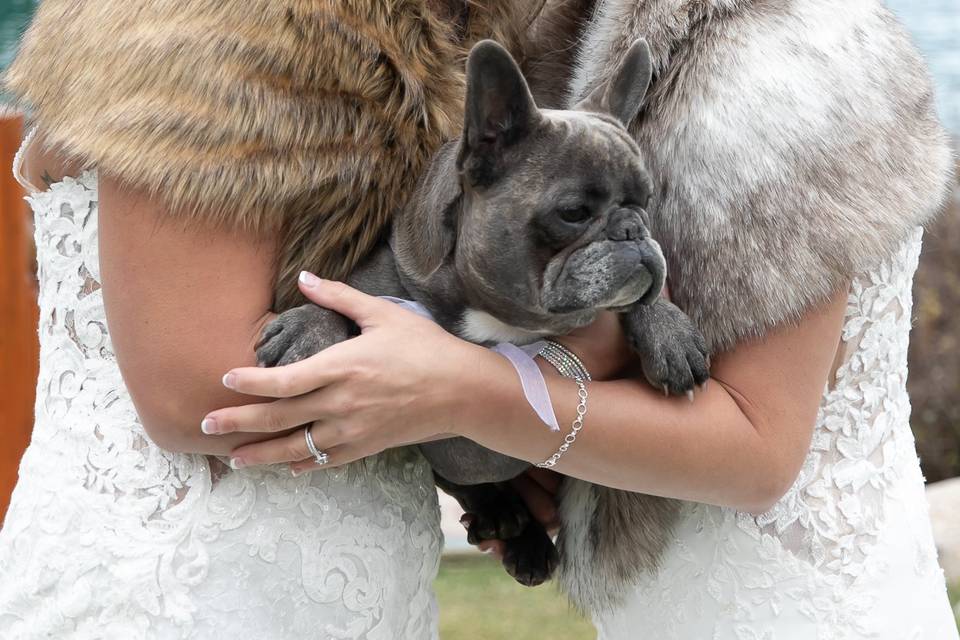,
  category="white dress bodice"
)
[0,134,442,639]
[596,229,959,639]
